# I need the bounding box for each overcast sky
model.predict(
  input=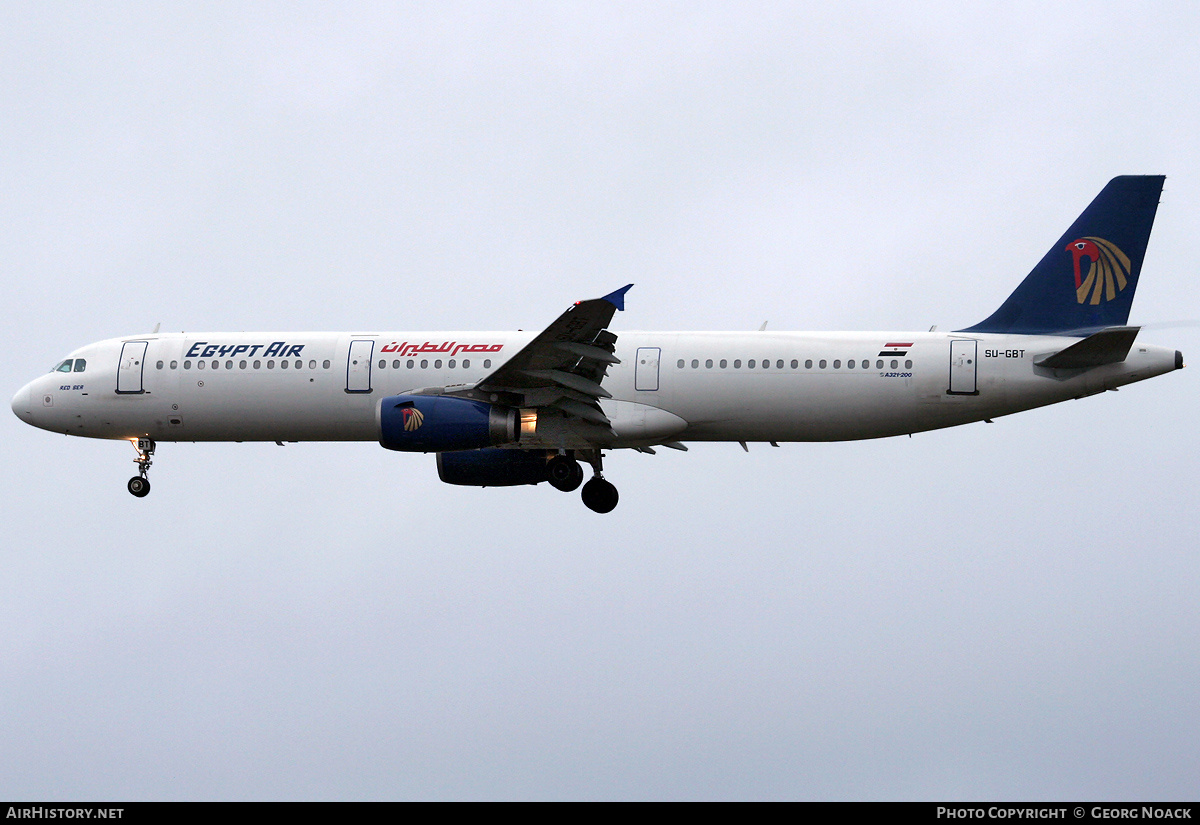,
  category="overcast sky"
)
[3,1,1199,800]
